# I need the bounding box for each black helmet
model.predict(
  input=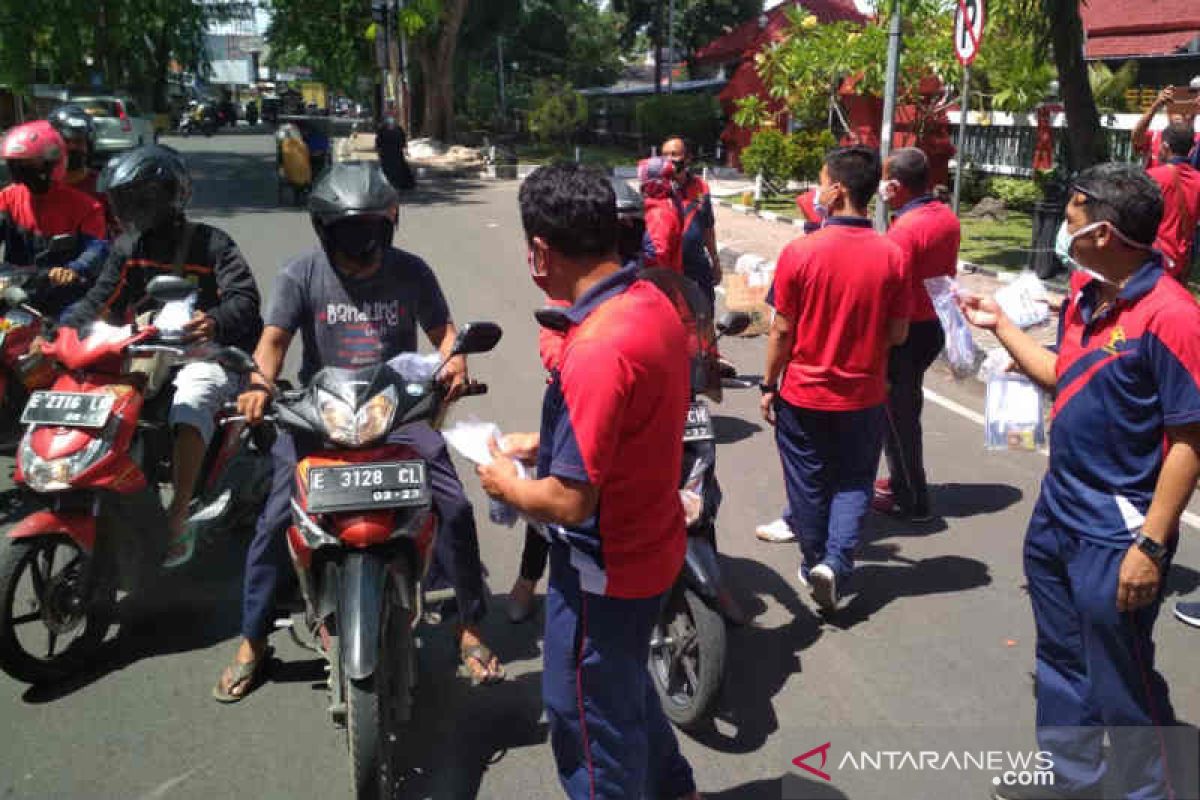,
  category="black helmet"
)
[100,144,192,233]
[47,104,95,148]
[609,176,643,220]
[310,161,399,260]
